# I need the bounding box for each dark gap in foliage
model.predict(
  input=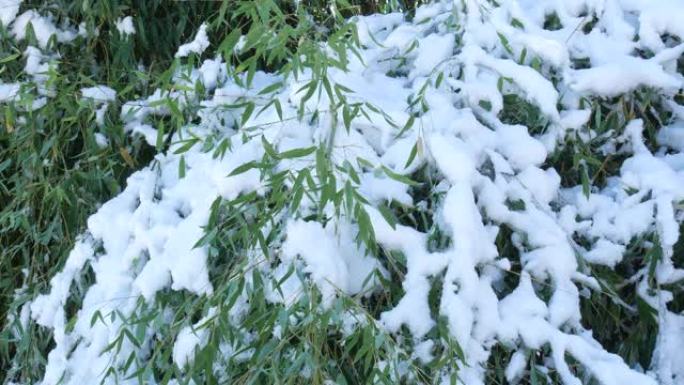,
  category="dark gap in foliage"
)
[493,225,521,301]
[582,15,598,34]
[499,94,548,135]
[484,344,513,384]
[64,262,96,330]
[543,12,562,31]
[428,270,446,321]
[580,249,659,371]
[571,57,591,69]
